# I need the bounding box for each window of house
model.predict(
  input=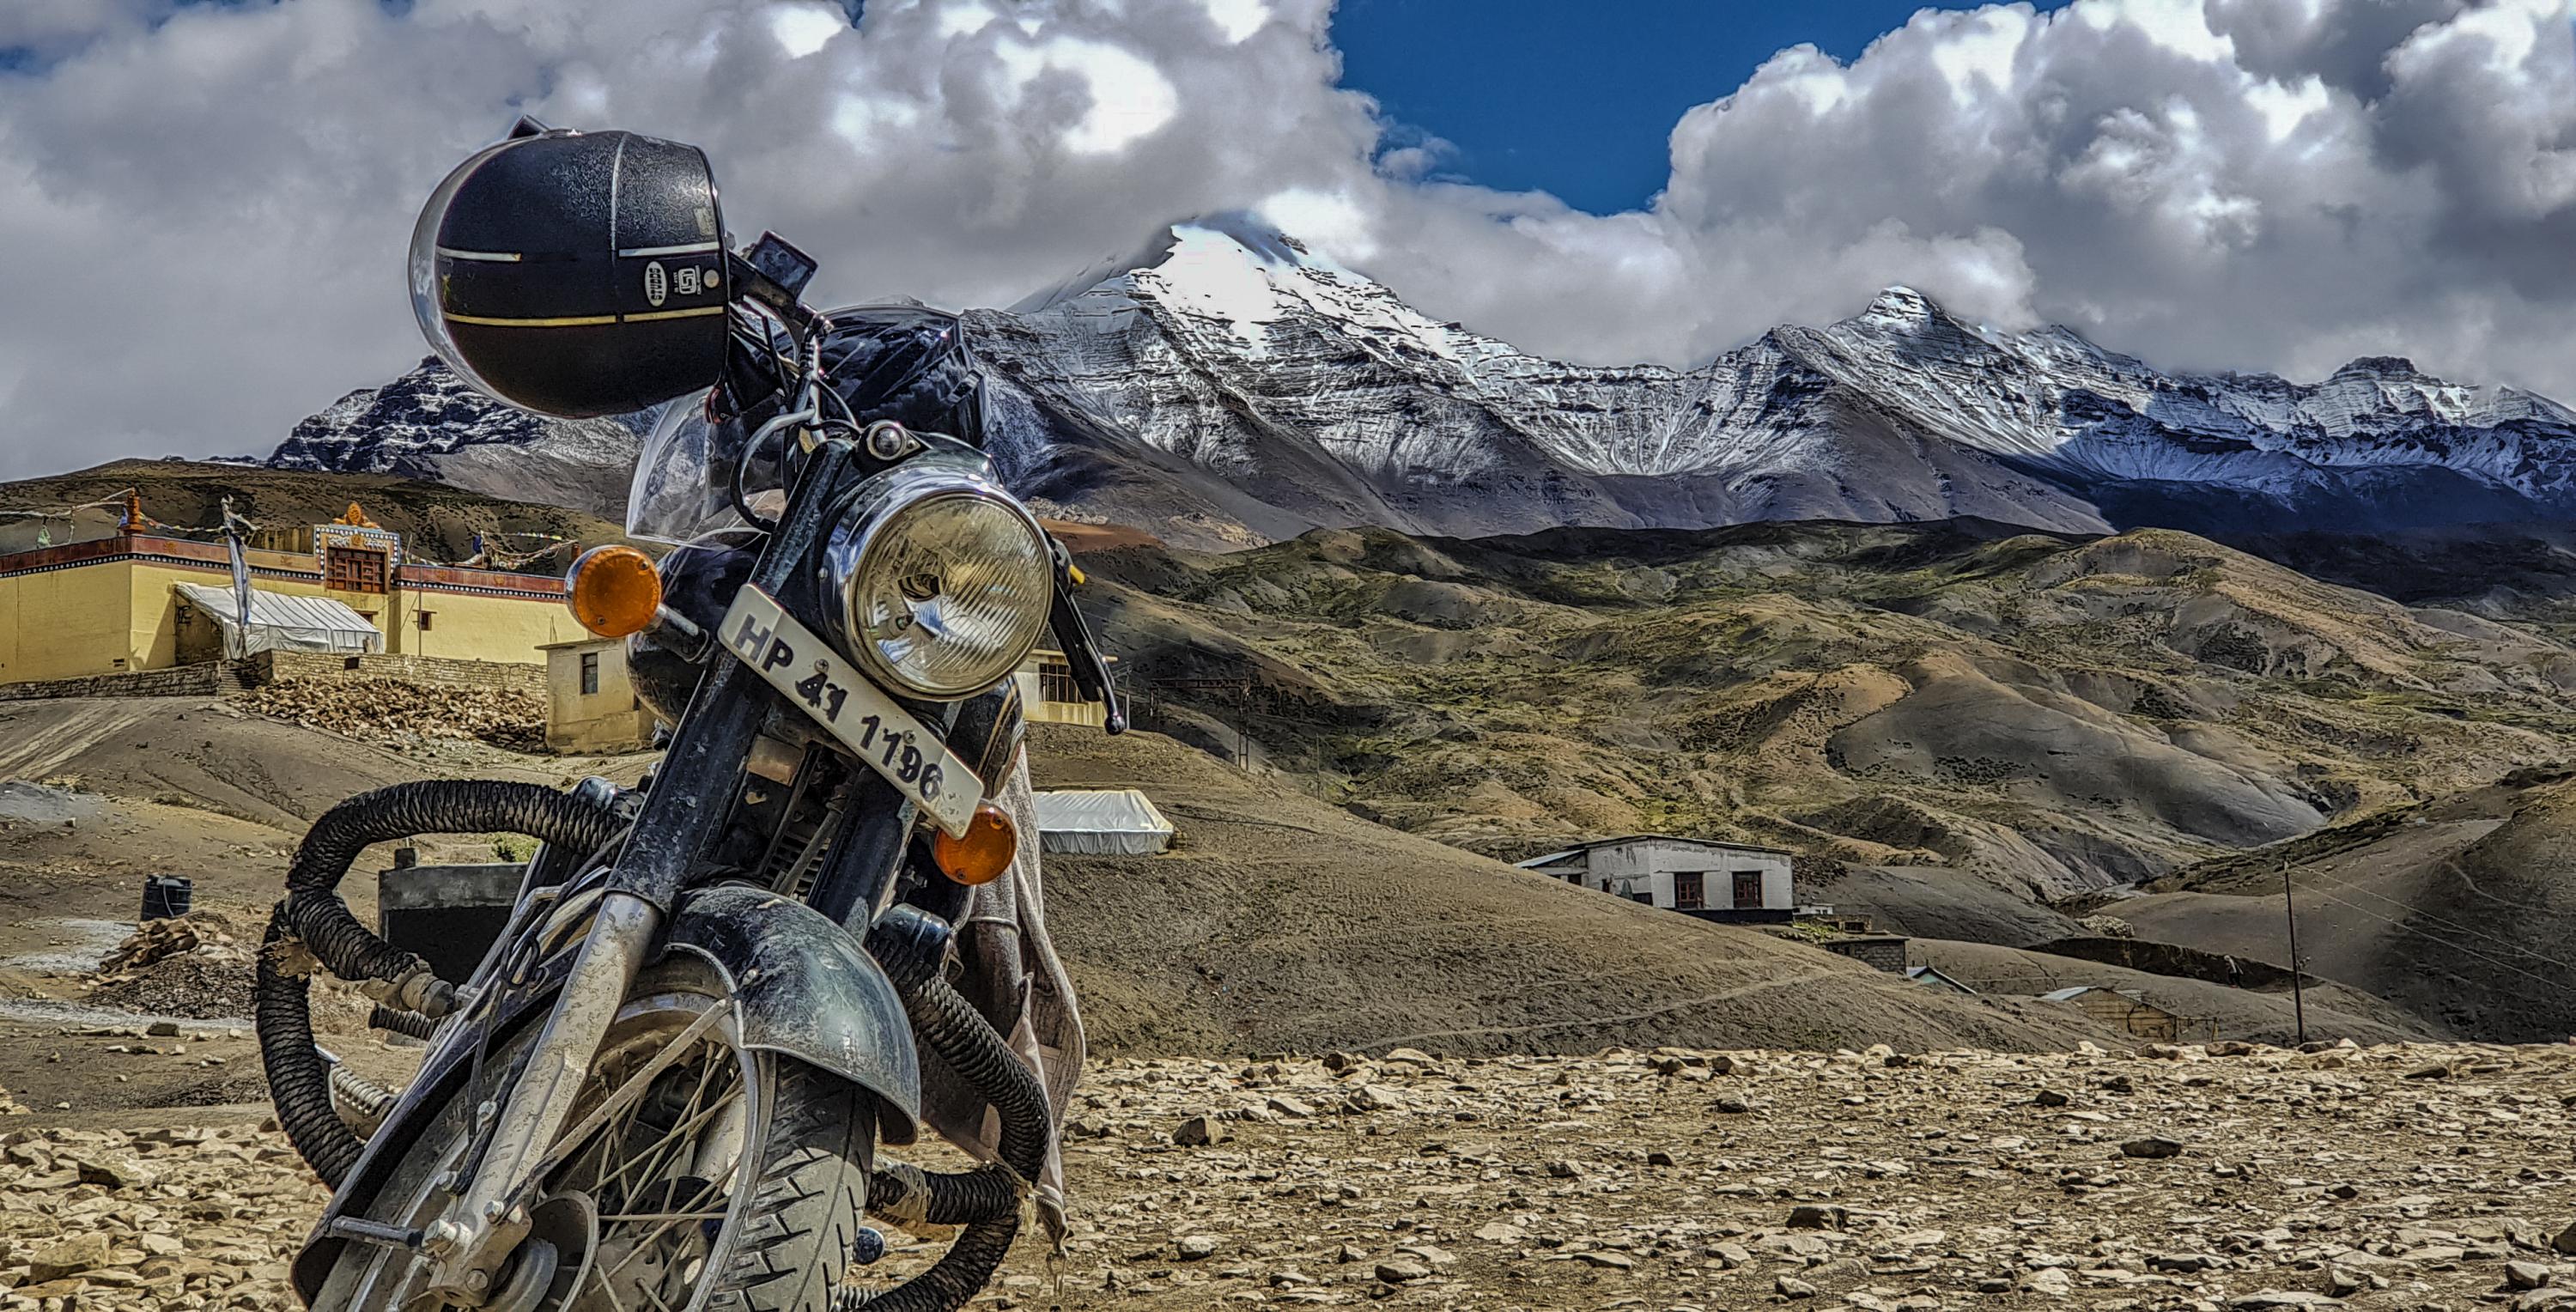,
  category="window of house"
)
[324,545,390,594]
[1732,871,1764,909]
[416,610,434,631]
[1674,871,1705,909]
[1037,658,1080,704]
[580,651,600,695]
